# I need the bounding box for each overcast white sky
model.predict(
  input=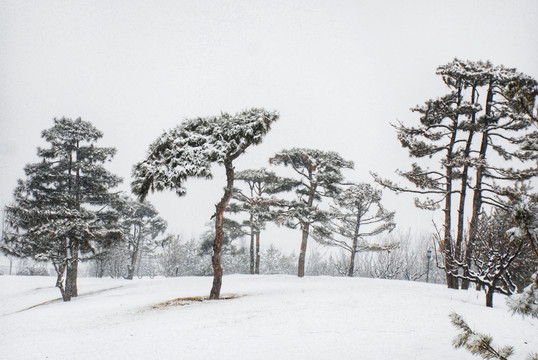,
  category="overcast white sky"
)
[1,0,537,253]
